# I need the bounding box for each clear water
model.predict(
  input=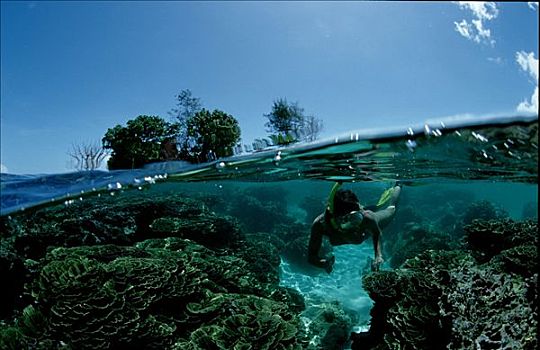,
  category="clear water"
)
[1,113,538,332]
